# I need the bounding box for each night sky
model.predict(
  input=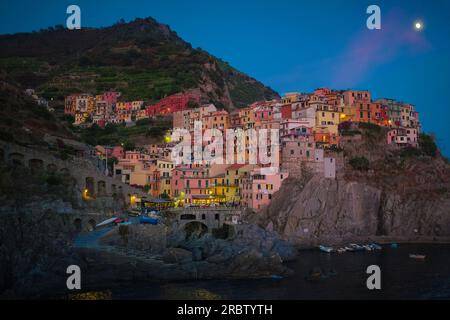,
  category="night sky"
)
[1,0,449,157]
